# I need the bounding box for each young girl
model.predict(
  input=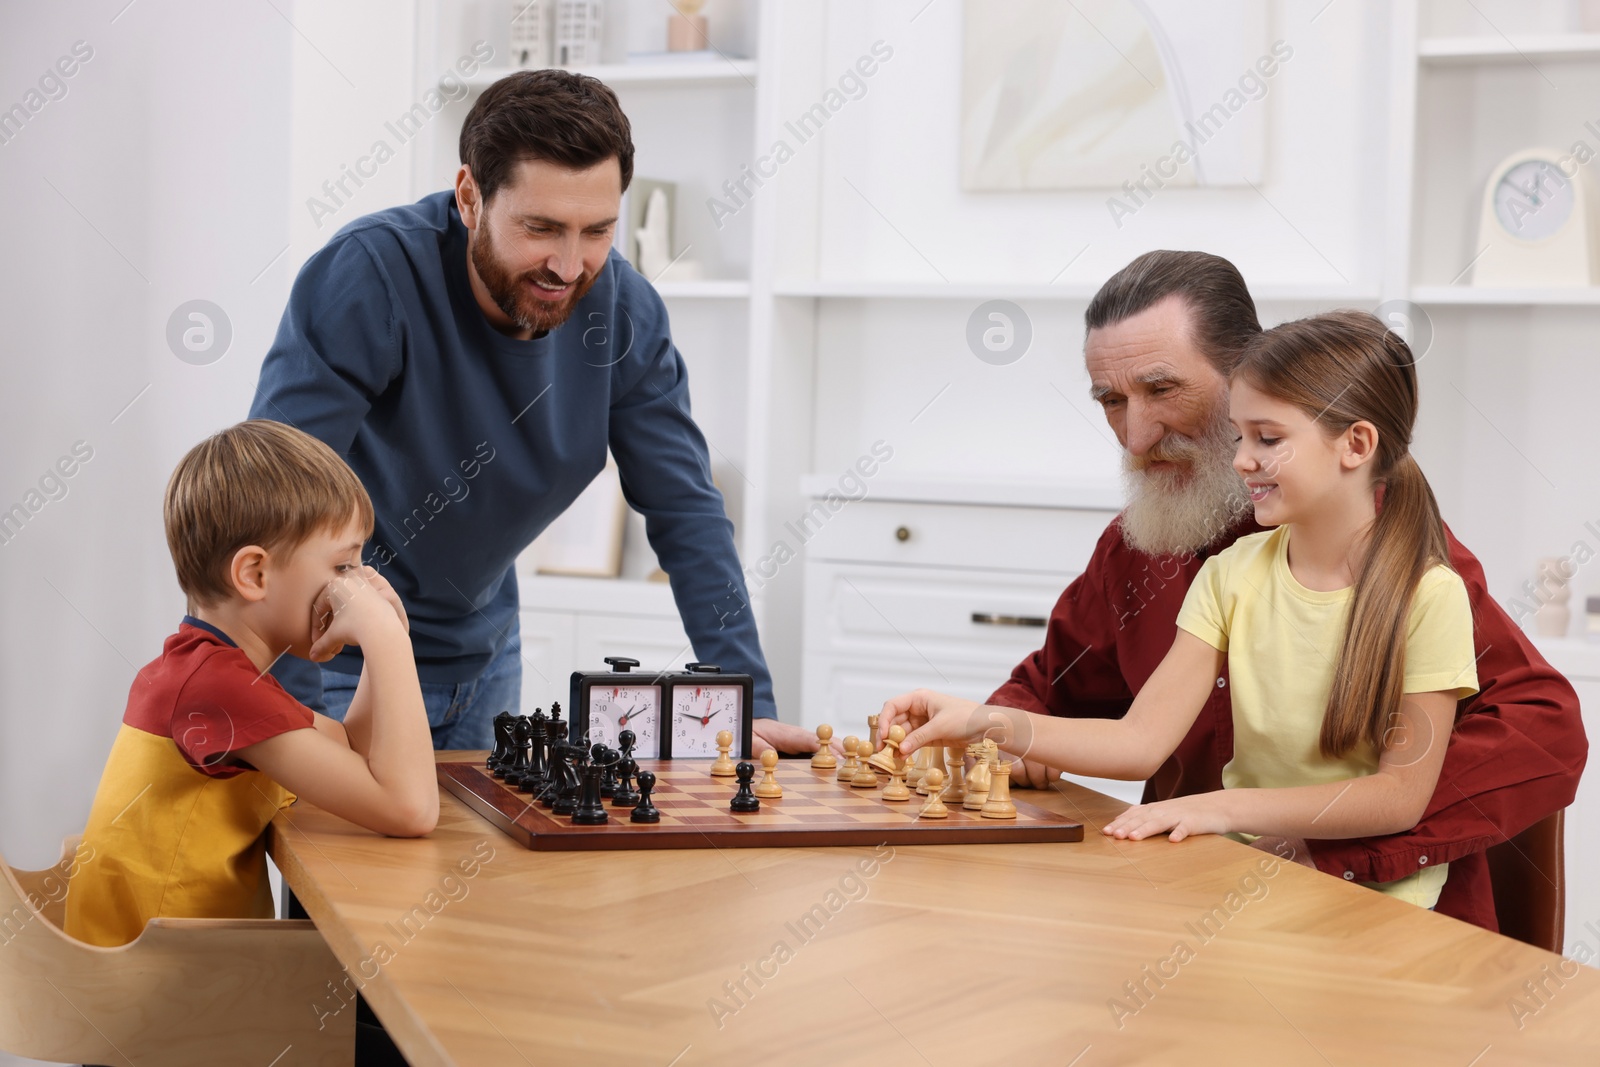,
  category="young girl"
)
[878,310,1478,908]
